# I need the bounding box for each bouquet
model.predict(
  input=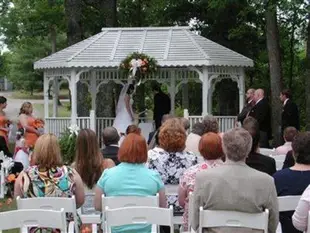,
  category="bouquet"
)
[119,52,158,84]
[34,118,45,135]
[59,124,80,164]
